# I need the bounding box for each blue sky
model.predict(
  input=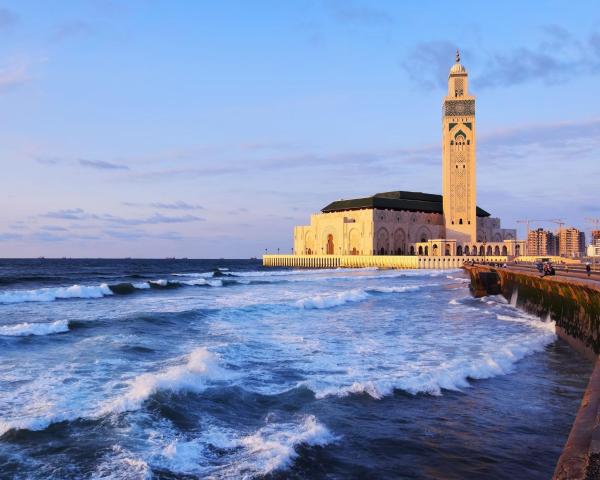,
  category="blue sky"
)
[1,0,599,258]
